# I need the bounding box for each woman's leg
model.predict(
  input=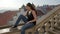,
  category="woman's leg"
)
[21,23,34,34]
[13,15,28,28]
